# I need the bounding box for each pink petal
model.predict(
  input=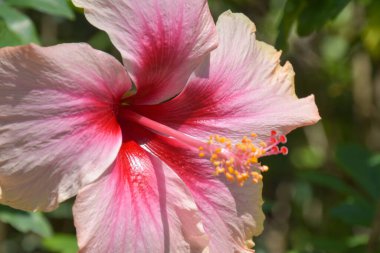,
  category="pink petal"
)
[73,140,208,253]
[136,128,263,252]
[72,0,217,105]
[132,11,320,141]
[123,12,320,249]
[0,44,131,211]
